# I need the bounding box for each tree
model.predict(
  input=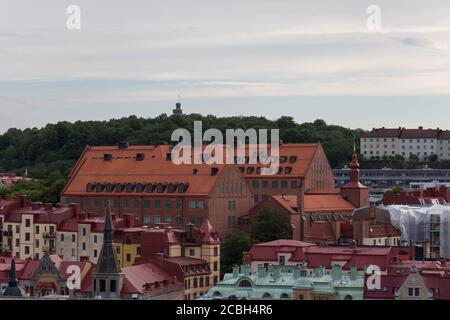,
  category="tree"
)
[251,208,293,243]
[221,230,252,277]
